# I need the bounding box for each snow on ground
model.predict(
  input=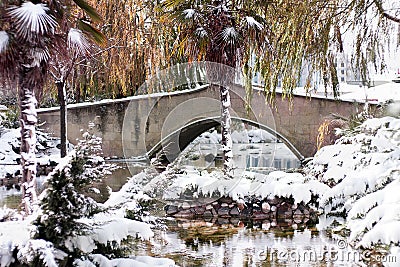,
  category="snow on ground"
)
[145,167,329,206]
[193,128,277,145]
[0,214,37,266]
[74,254,175,267]
[289,81,400,104]
[338,82,400,103]
[0,127,62,179]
